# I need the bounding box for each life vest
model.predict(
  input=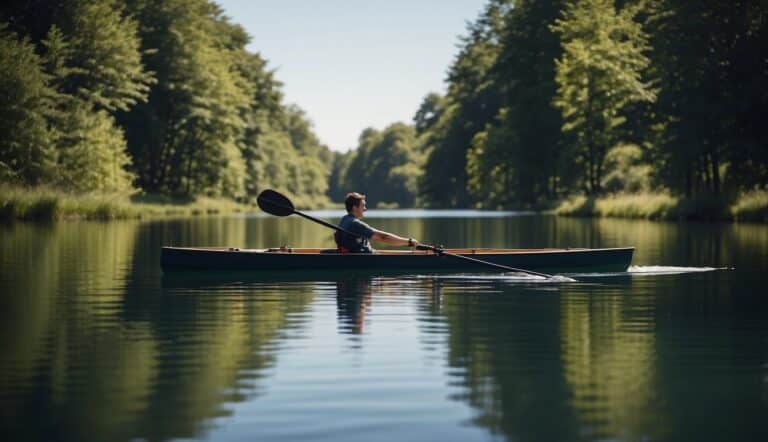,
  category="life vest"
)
[334,229,371,253]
